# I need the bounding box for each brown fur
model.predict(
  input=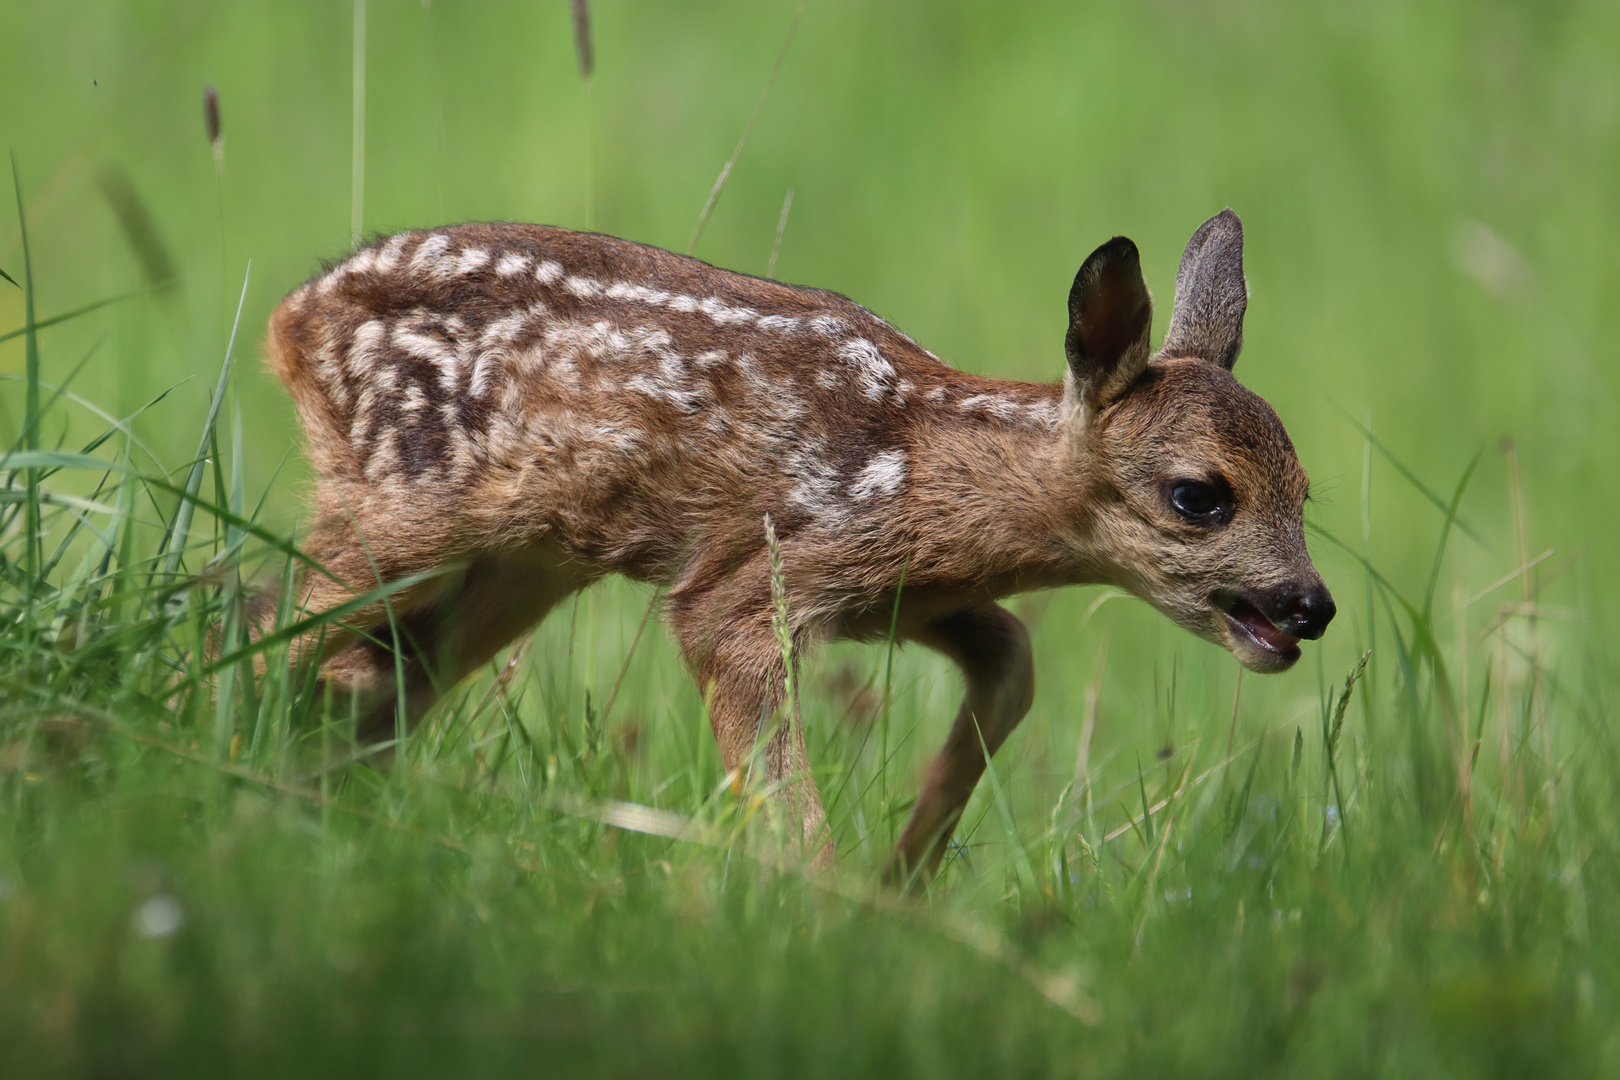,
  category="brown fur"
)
[261,210,1332,887]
